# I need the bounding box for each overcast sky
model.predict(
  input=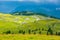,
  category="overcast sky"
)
[0,0,60,18]
[0,0,59,3]
[0,0,60,13]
